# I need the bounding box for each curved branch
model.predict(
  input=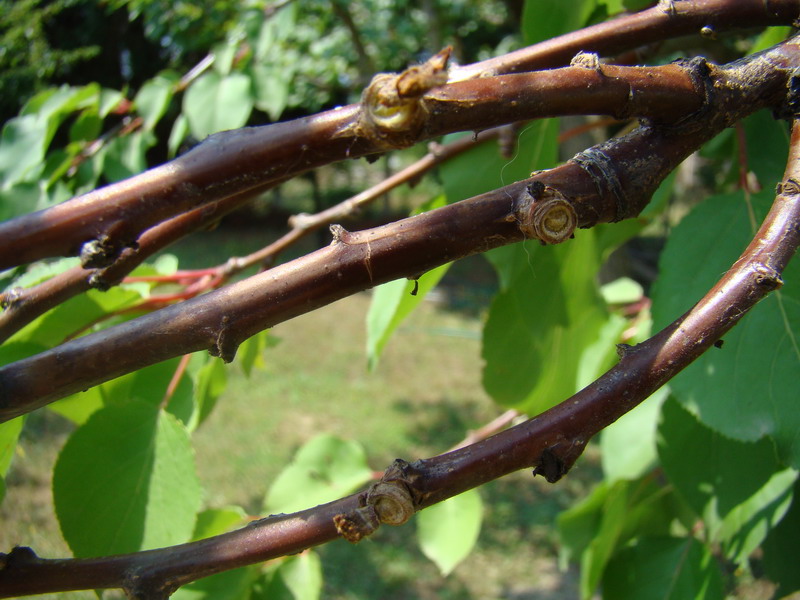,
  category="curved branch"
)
[4,114,799,600]
[0,0,797,270]
[0,130,491,343]
[453,0,800,79]
[2,35,792,422]
[0,59,701,270]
